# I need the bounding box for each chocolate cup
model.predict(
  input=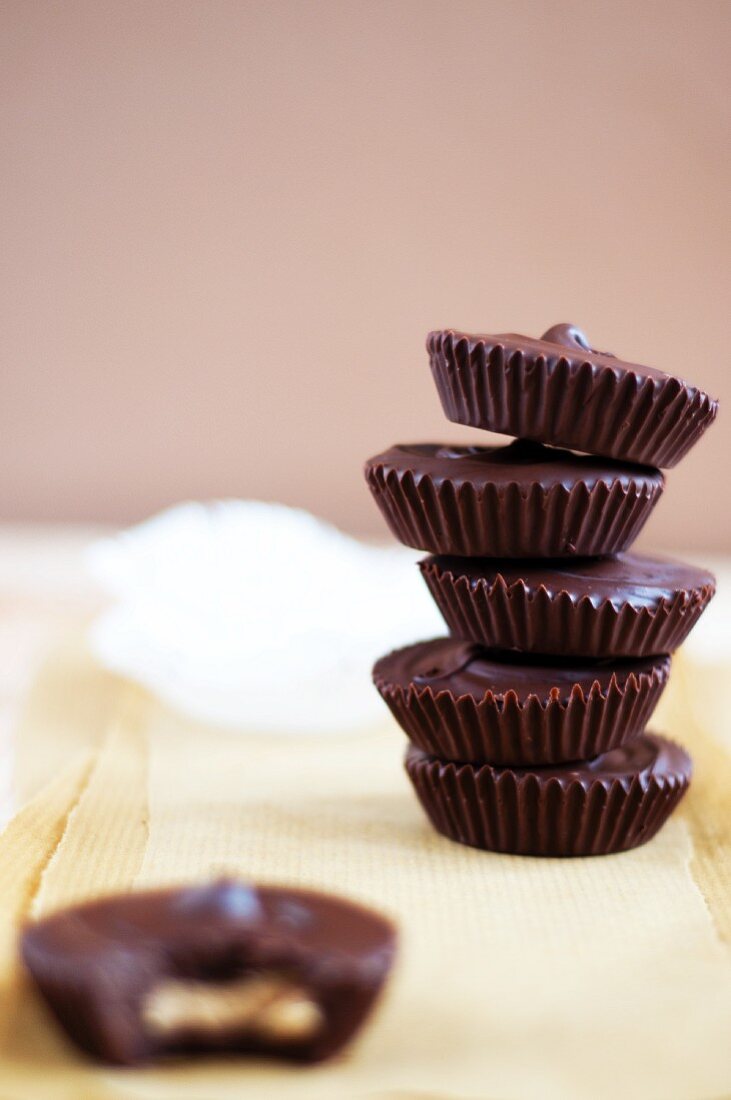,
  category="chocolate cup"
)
[405,732,691,857]
[420,553,716,659]
[21,881,397,1066]
[364,440,663,558]
[427,328,718,468]
[374,639,670,766]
